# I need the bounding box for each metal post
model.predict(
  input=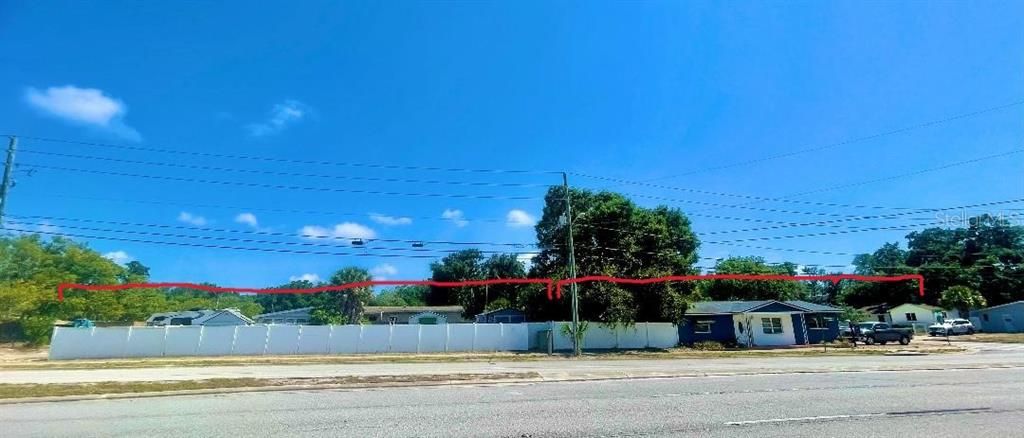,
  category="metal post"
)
[562,173,581,356]
[0,136,18,224]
